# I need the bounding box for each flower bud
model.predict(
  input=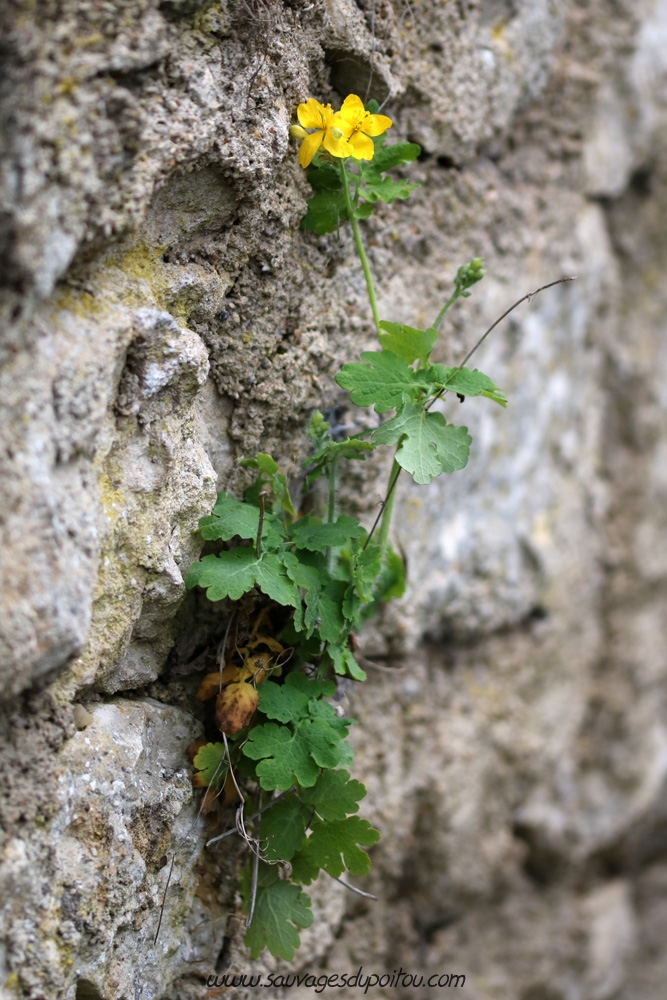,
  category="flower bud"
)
[289,125,308,139]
